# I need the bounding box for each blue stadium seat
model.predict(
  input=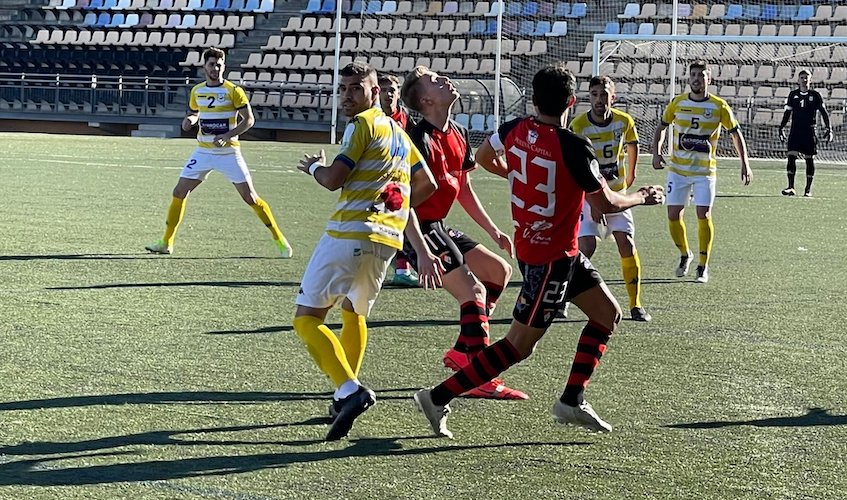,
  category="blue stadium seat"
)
[760,4,777,20]
[546,20,566,36]
[378,0,396,13]
[519,20,534,35]
[102,0,117,9]
[741,4,760,19]
[533,20,550,35]
[554,2,569,17]
[95,12,110,26]
[229,0,245,10]
[107,13,124,27]
[201,0,216,9]
[470,19,485,34]
[792,5,813,21]
[503,18,518,34]
[778,4,798,19]
[618,2,638,18]
[87,0,103,8]
[485,2,501,16]
[470,114,485,132]
[256,0,273,12]
[677,3,691,17]
[604,21,620,34]
[486,19,497,34]
[179,13,196,27]
[568,2,586,19]
[365,0,381,14]
[211,0,228,10]
[507,2,522,16]
[723,4,742,19]
[301,0,321,12]
[455,113,470,128]
[245,0,259,10]
[621,22,637,34]
[347,0,363,13]
[318,0,336,13]
[121,12,139,26]
[82,12,97,25]
[523,1,538,16]
[637,22,654,35]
